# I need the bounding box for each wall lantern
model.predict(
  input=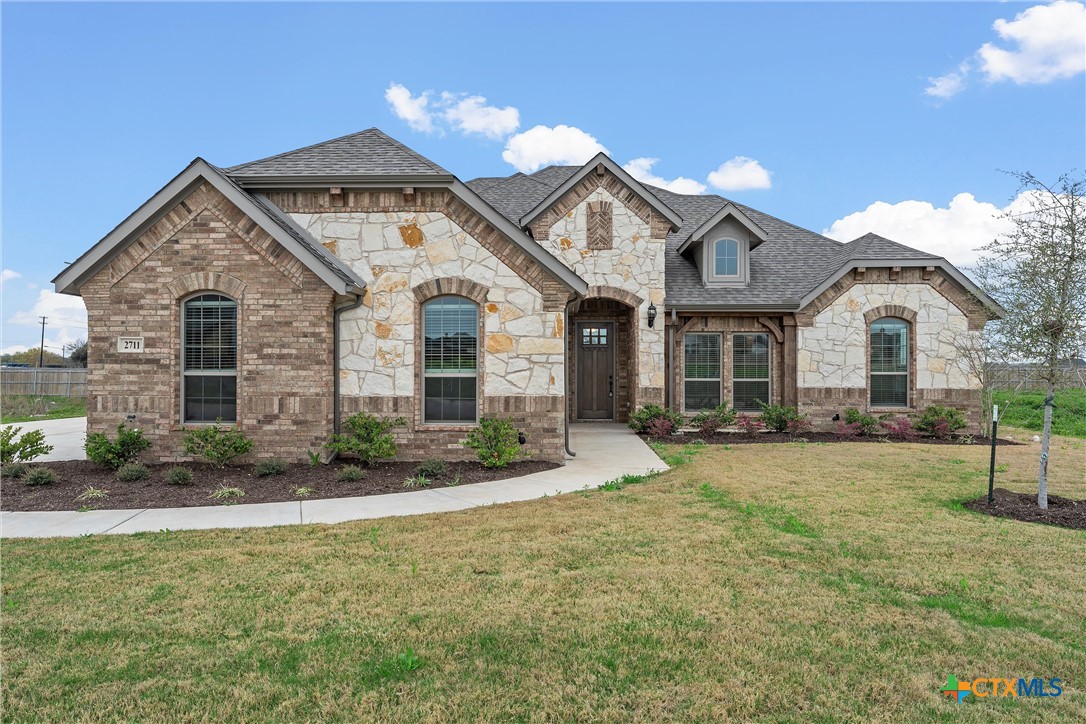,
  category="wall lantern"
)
[647,303,658,328]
